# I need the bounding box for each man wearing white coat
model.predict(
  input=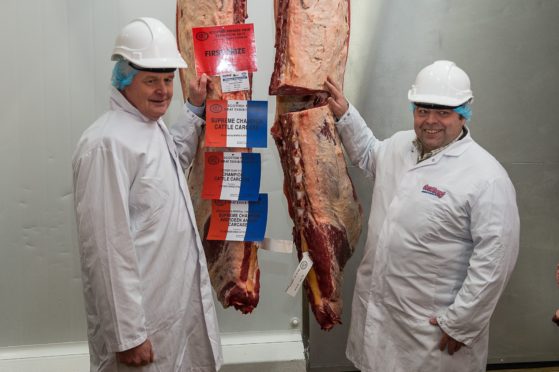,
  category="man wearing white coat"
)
[325,60,519,371]
[72,18,222,371]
